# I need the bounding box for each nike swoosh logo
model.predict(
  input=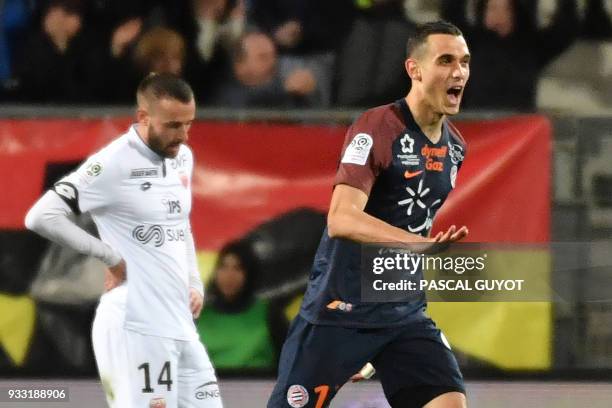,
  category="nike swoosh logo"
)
[404,170,423,179]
